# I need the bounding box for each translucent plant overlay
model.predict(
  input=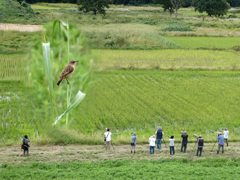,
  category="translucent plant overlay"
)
[27,21,93,128]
